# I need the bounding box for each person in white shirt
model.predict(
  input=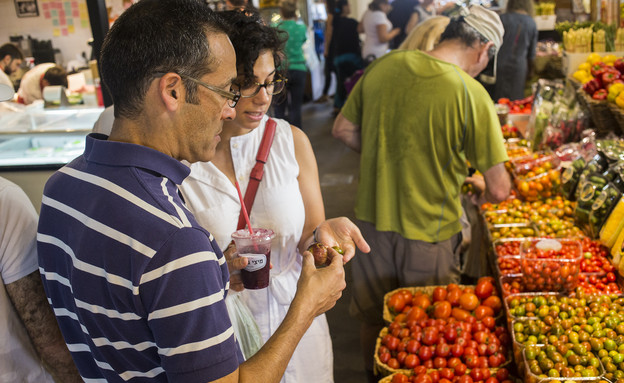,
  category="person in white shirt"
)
[359,0,399,61]
[0,83,81,382]
[0,44,24,89]
[17,63,68,105]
